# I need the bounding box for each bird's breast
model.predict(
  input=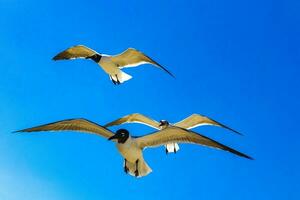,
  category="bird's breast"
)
[99,56,120,74]
[116,138,142,162]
